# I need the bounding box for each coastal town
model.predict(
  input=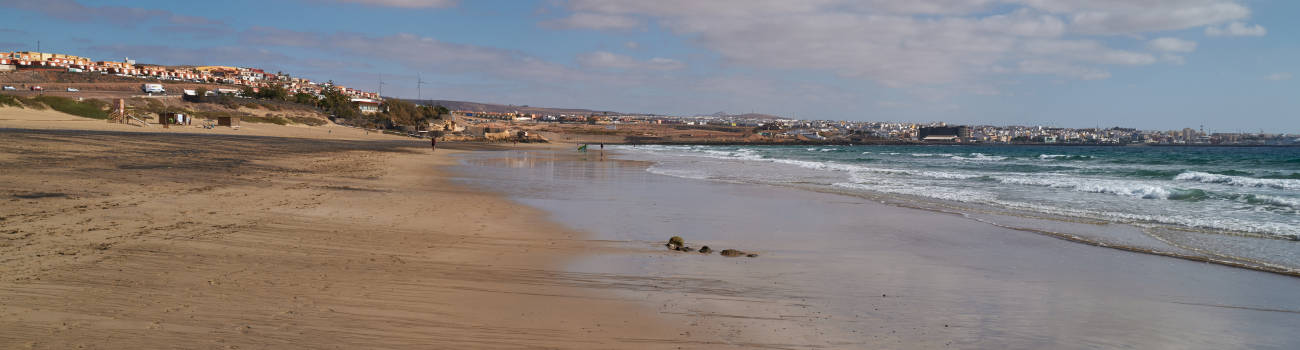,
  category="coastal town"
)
[2,49,1297,146]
